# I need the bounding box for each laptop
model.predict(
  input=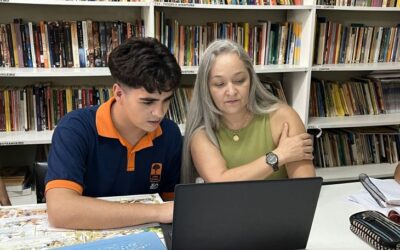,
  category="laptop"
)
[162,177,322,250]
